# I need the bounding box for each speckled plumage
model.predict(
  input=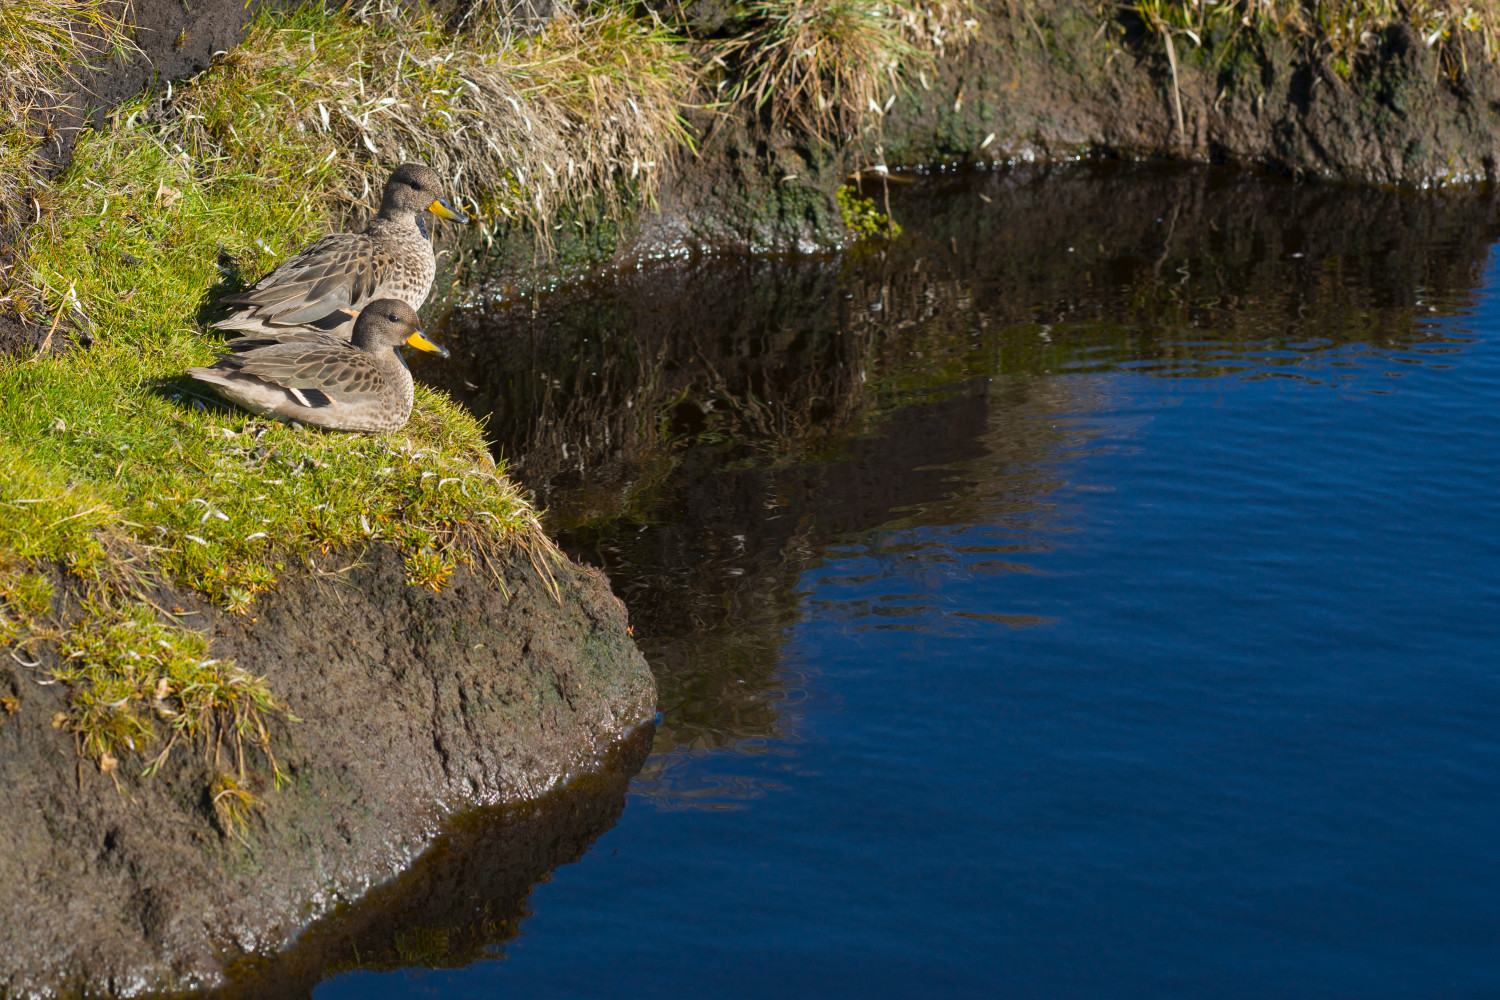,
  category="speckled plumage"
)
[188,300,448,433]
[216,163,465,341]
